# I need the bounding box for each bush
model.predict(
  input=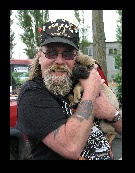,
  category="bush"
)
[114,70,122,106]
